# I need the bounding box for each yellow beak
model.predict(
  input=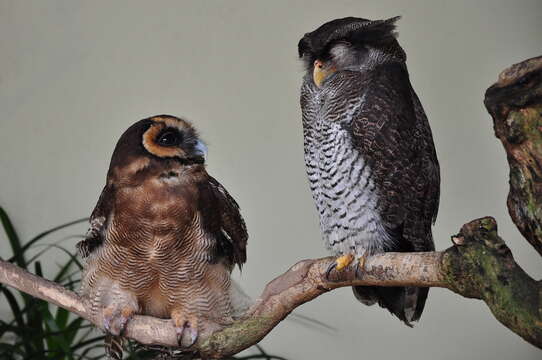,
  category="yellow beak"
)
[313,60,335,88]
